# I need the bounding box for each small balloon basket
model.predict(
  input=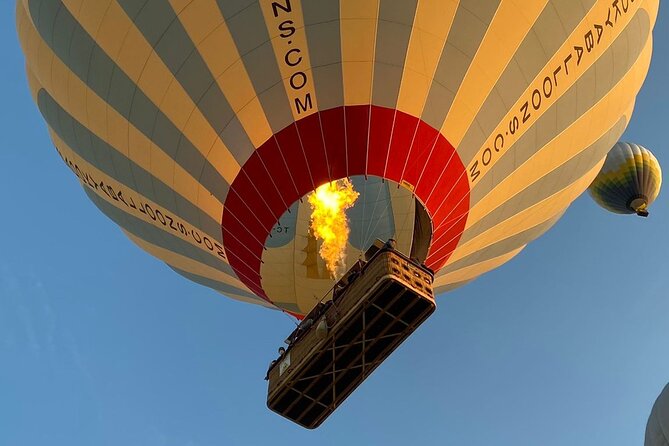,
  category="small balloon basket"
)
[266,241,435,429]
